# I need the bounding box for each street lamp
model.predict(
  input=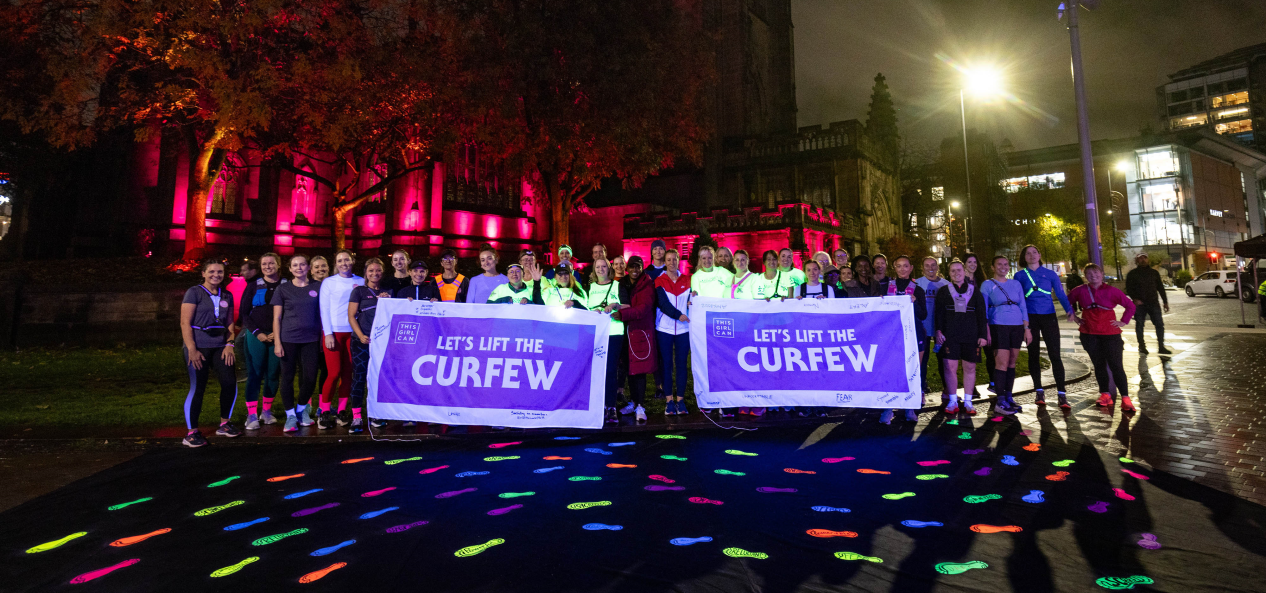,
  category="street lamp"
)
[1105,159,1129,280]
[1059,0,1104,268]
[959,65,1004,254]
